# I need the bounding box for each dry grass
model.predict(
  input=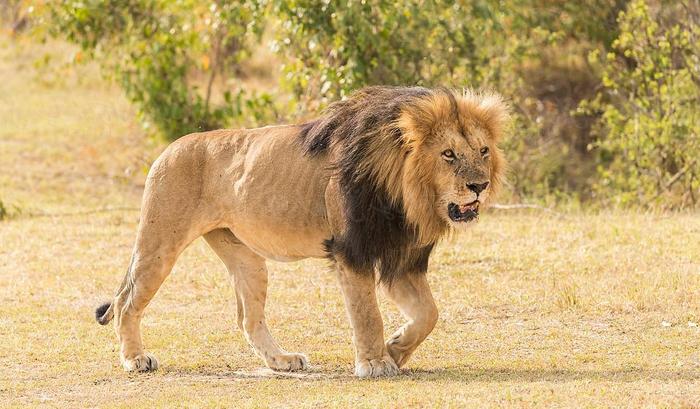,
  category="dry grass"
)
[2,35,700,408]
